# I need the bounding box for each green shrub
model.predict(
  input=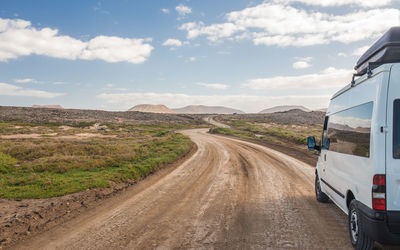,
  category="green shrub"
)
[0,153,18,174]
